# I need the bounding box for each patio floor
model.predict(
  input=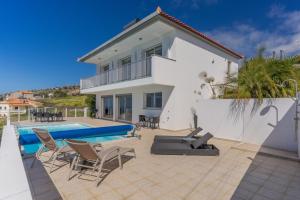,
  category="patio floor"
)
[21,119,300,200]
